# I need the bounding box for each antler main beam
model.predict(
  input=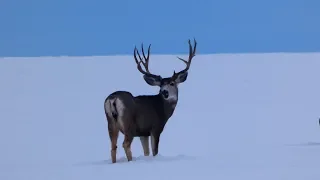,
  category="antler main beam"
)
[134,44,152,75]
[175,38,197,75]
